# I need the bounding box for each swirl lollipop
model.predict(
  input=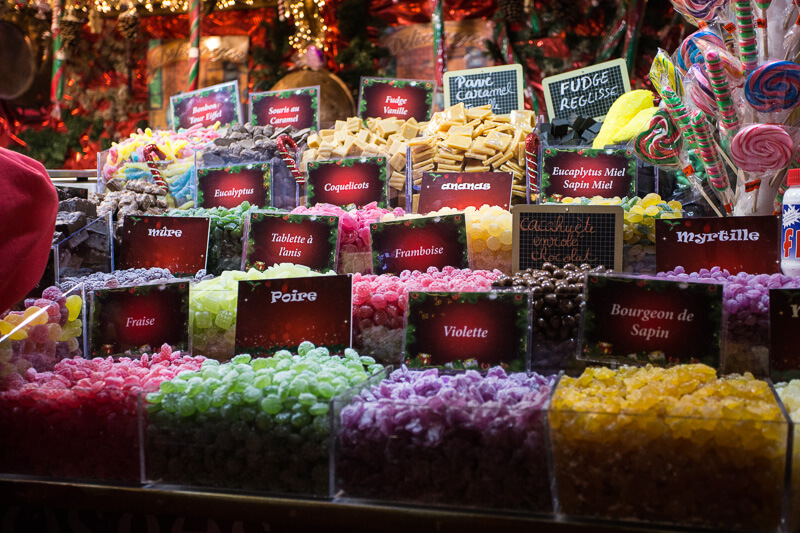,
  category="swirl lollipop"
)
[730,124,794,172]
[681,0,728,21]
[634,110,684,169]
[745,61,800,113]
[677,29,726,72]
[686,65,717,115]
